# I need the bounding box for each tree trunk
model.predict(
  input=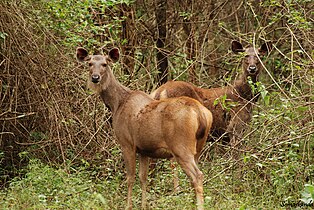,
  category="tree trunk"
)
[183,18,197,83]
[206,0,219,78]
[121,3,136,76]
[156,0,168,85]
[181,0,197,83]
